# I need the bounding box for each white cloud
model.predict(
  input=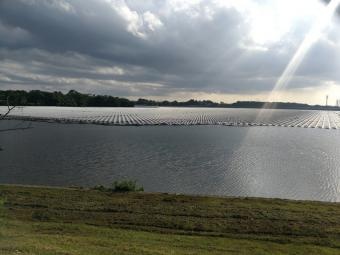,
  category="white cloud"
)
[142,11,163,31]
[95,66,125,75]
[20,0,75,13]
[105,0,163,38]
[112,1,145,37]
[51,0,74,13]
